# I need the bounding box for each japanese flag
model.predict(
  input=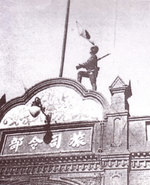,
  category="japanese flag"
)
[76,21,94,45]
